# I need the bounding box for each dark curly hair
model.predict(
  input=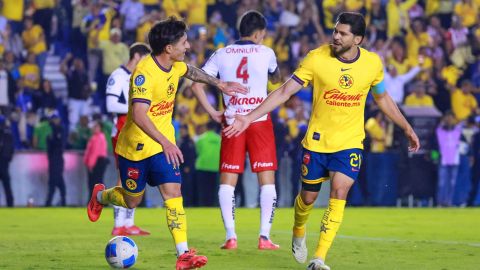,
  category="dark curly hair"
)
[148,16,187,55]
